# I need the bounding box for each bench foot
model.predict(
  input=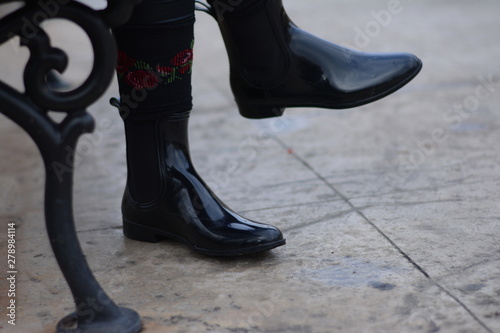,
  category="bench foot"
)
[57,307,142,333]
